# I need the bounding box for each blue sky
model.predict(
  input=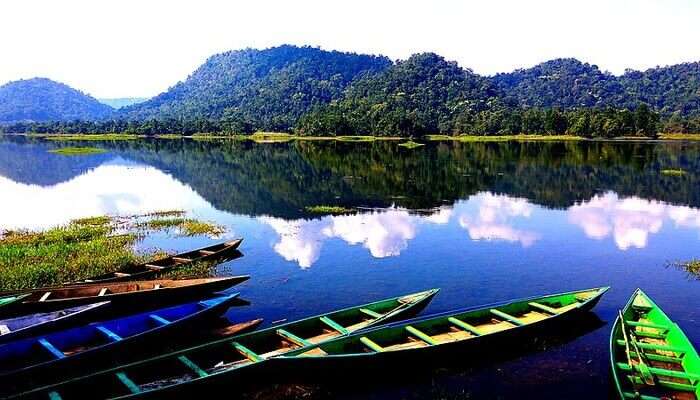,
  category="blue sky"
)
[1,0,698,98]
